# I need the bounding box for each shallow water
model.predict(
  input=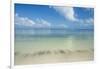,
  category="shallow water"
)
[14,30,94,65]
